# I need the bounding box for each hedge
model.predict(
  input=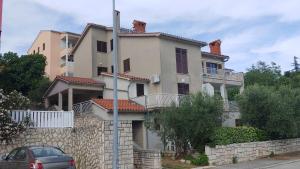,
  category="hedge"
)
[210,127,268,145]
